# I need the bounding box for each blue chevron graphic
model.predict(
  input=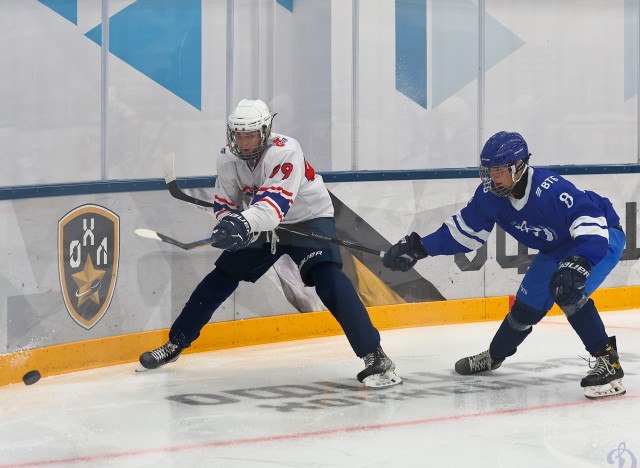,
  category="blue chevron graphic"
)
[396,0,427,108]
[433,0,524,108]
[277,0,294,12]
[37,0,77,25]
[625,0,637,101]
[396,0,524,109]
[86,0,202,110]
